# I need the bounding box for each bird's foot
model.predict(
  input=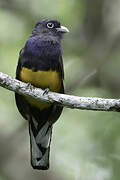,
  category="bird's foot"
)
[27,83,33,90]
[43,88,50,95]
